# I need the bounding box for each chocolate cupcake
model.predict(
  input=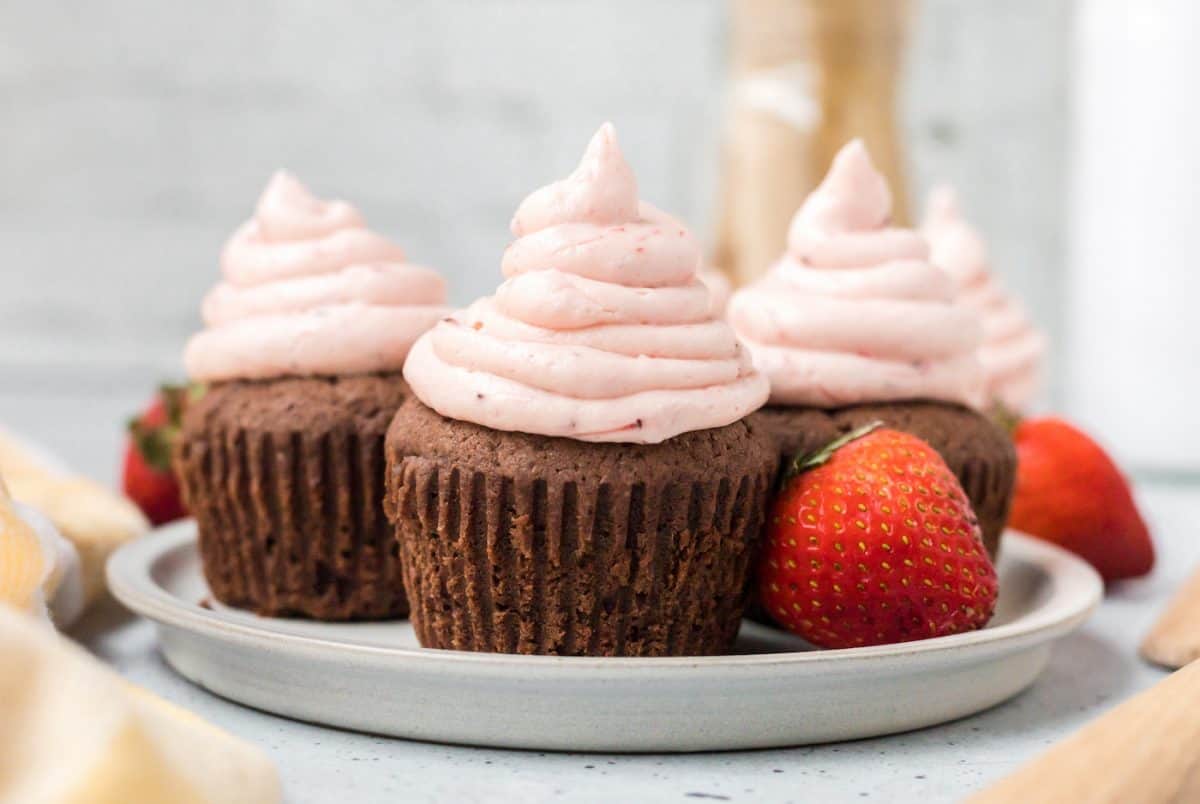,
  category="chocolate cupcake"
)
[728,141,1016,557]
[386,125,776,656]
[175,173,448,620]
[753,402,1014,556]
